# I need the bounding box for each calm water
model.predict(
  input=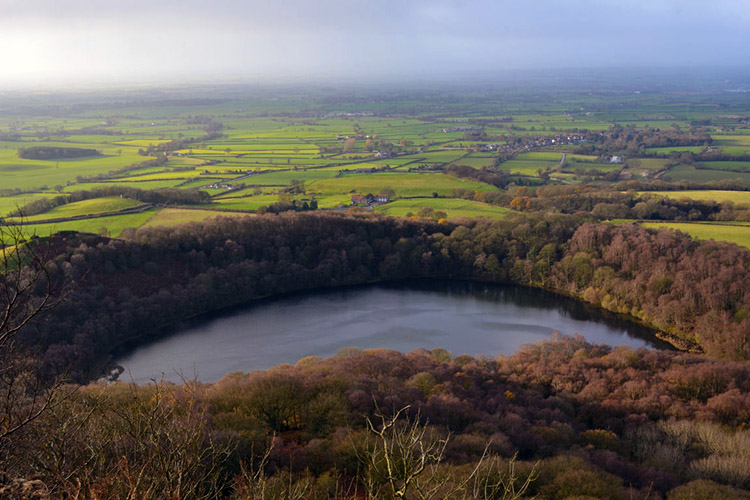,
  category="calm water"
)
[116,281,667,383]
